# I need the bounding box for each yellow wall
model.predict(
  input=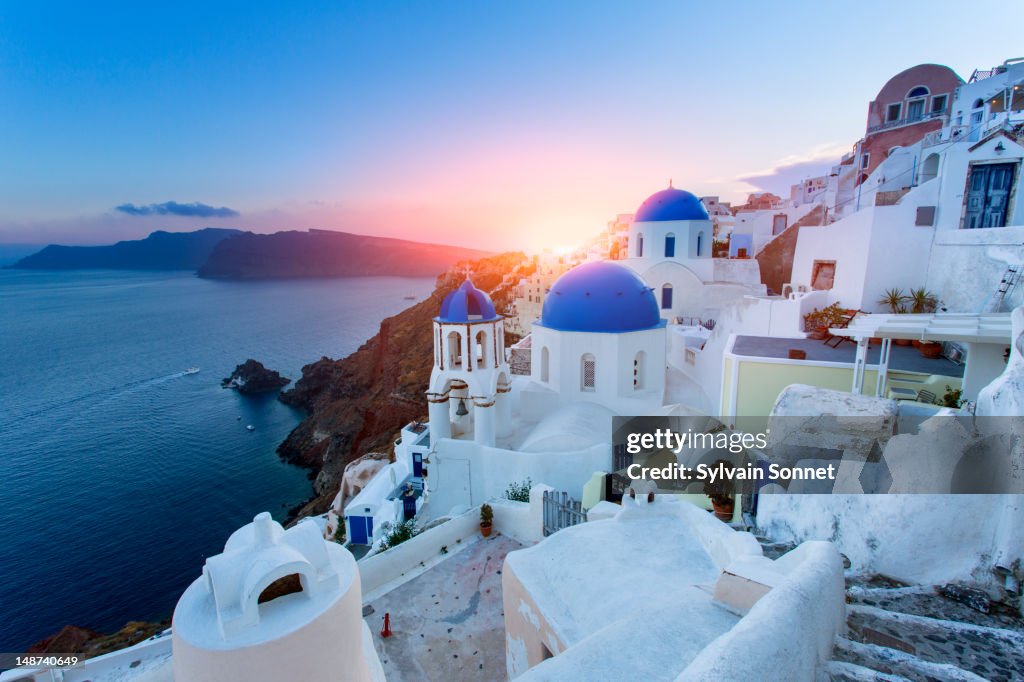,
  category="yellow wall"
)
[727,359,963,431]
